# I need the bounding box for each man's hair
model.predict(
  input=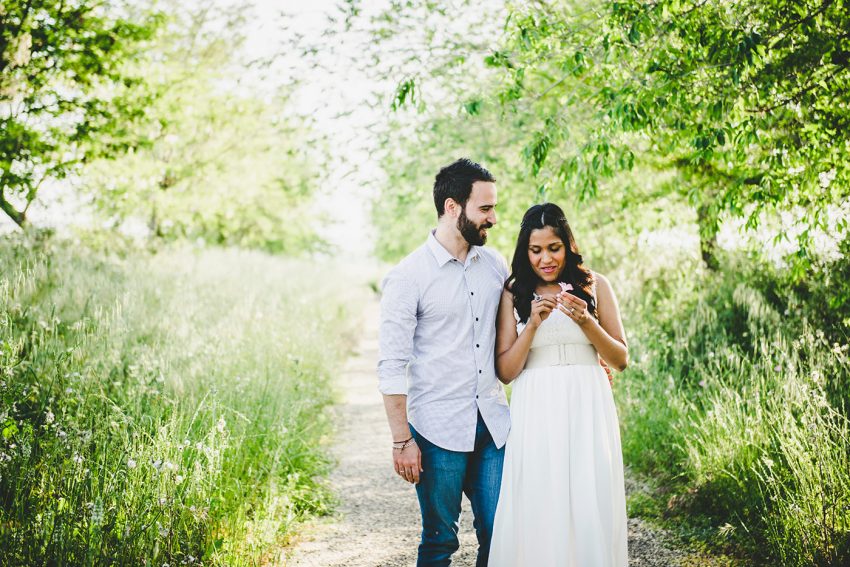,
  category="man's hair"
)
[433,158,496,217]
